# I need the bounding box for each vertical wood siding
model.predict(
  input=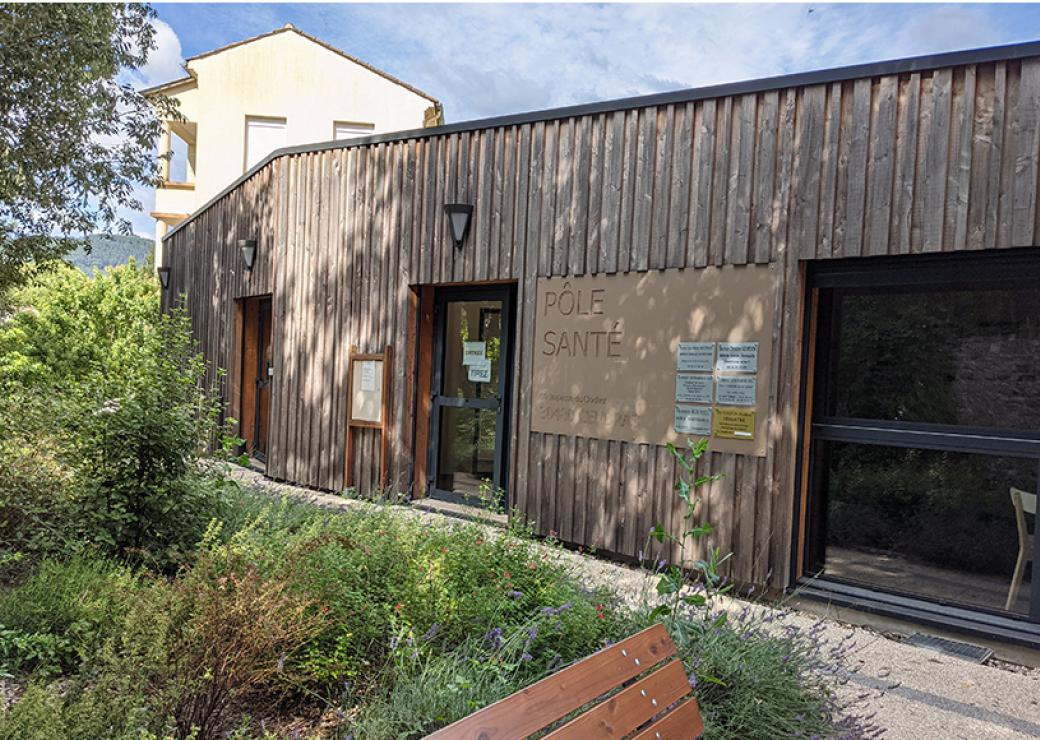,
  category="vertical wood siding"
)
[161,58,1040,592]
